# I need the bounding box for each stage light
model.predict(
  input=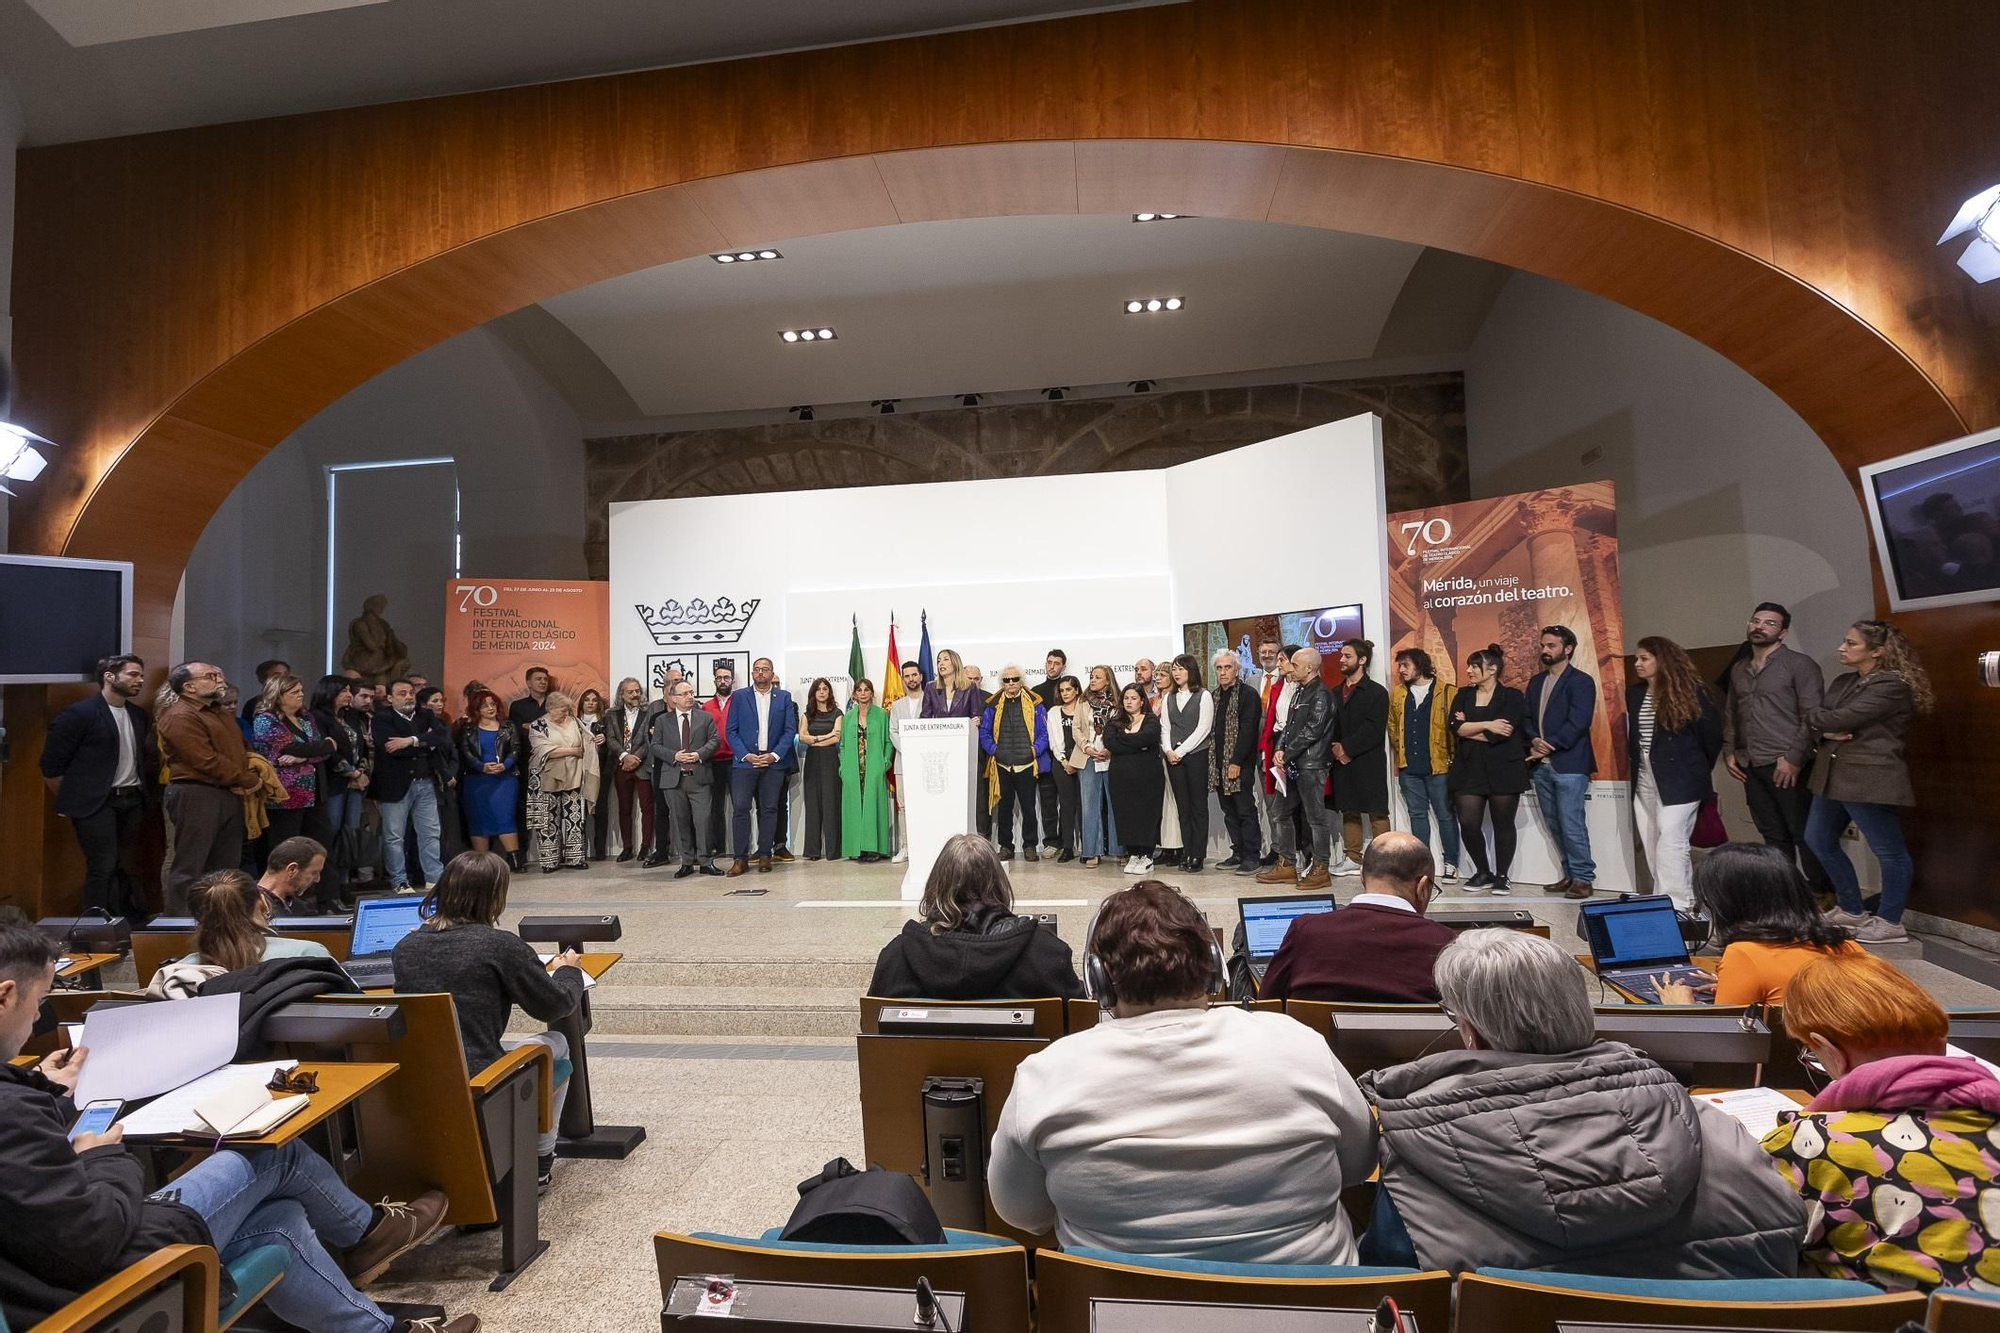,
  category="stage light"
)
[792,405,815,422]
[1123,297,1185,315]
[959,393,982,407]
[874,399,899,414]
[0,420,54,496]
[713,248,783,264]
[1132,213,1185,222]
[1043,387,1067,401]
[780,327,836,343]
[1130,380,1155,393]
[1940,185,2000,282]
